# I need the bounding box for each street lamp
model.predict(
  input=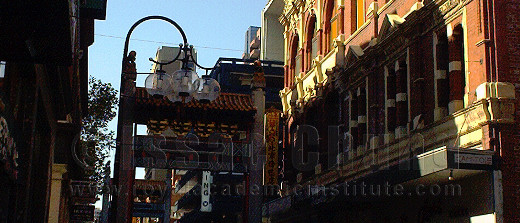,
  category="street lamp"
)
[114,15,224,223]
[145,39,220,103]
